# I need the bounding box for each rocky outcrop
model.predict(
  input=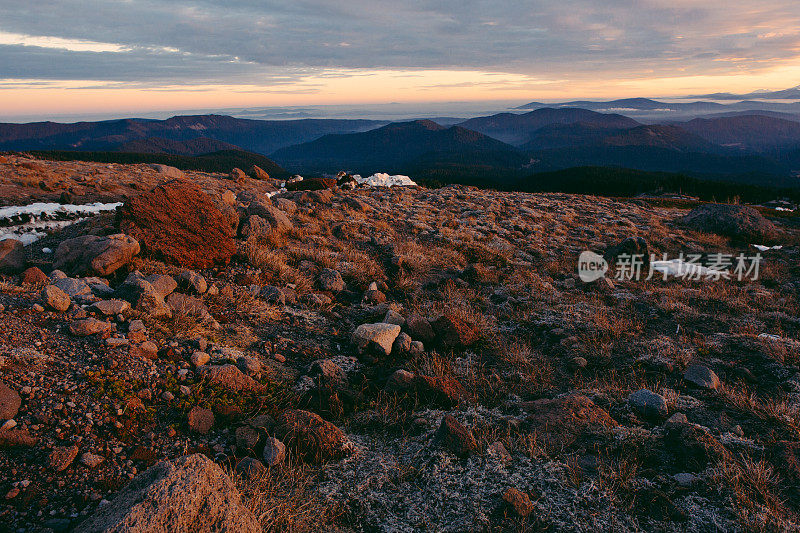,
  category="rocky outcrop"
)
[119,180,236,268]
[74,454,260,533]
[53,234,140,276]
[681,204,777,241]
